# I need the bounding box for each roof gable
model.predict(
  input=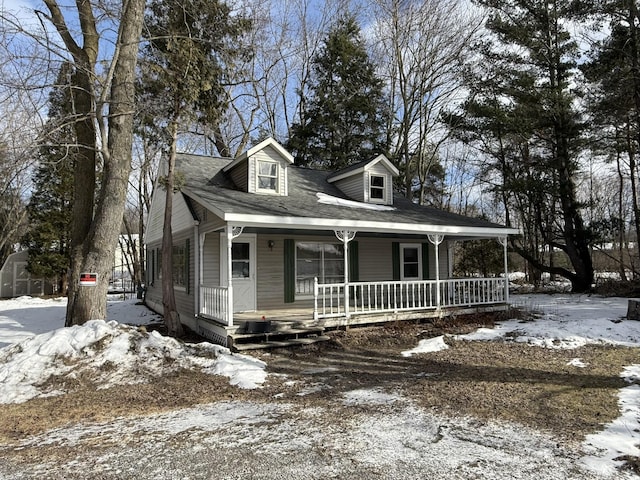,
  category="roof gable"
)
[223,137,293,173]
[327,154,399,183]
